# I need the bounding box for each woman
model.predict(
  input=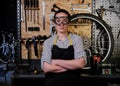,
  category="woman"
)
[41,9,87,86]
